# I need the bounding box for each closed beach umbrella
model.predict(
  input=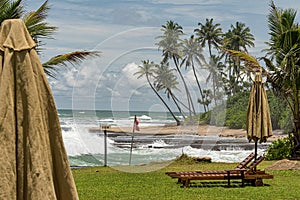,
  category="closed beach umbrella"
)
[0,19,78,199]
[247,72,273,159]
